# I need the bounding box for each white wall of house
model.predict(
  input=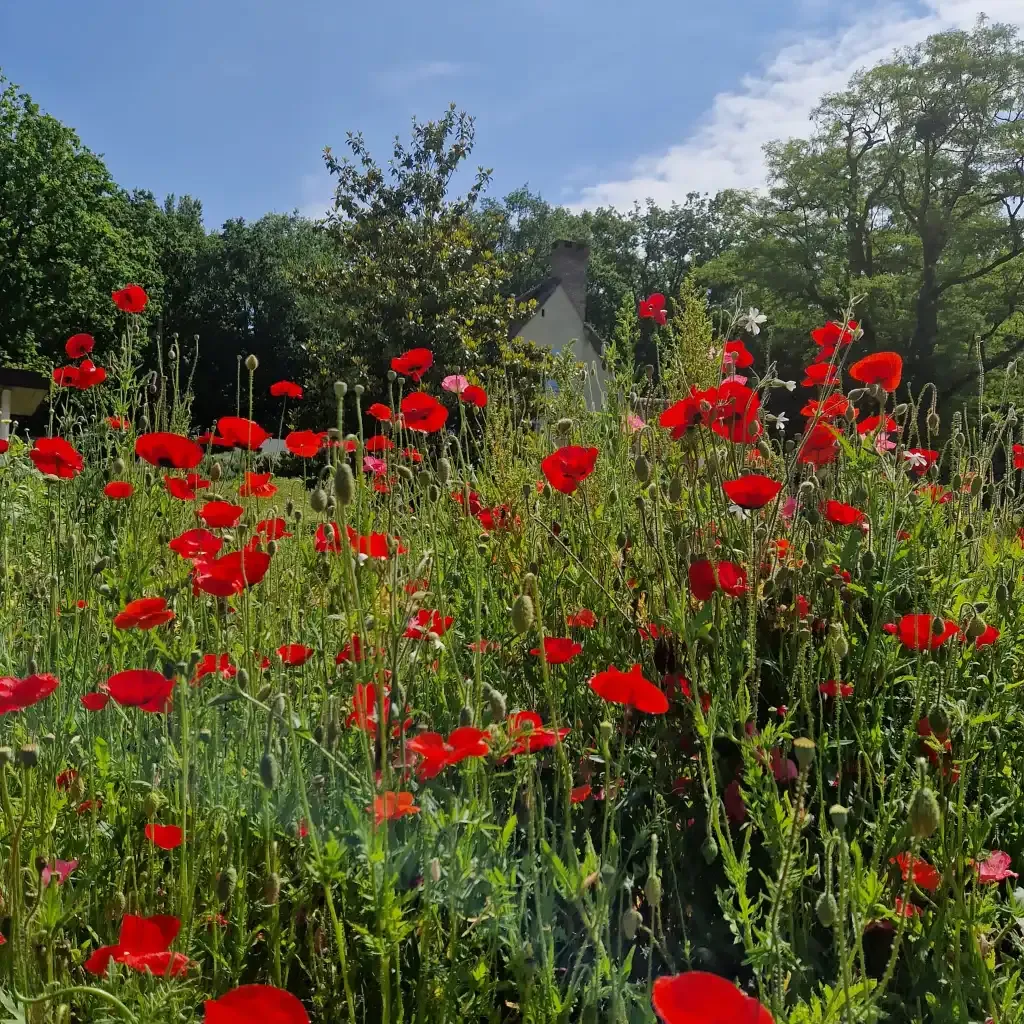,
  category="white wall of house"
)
[514,284,610,410]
